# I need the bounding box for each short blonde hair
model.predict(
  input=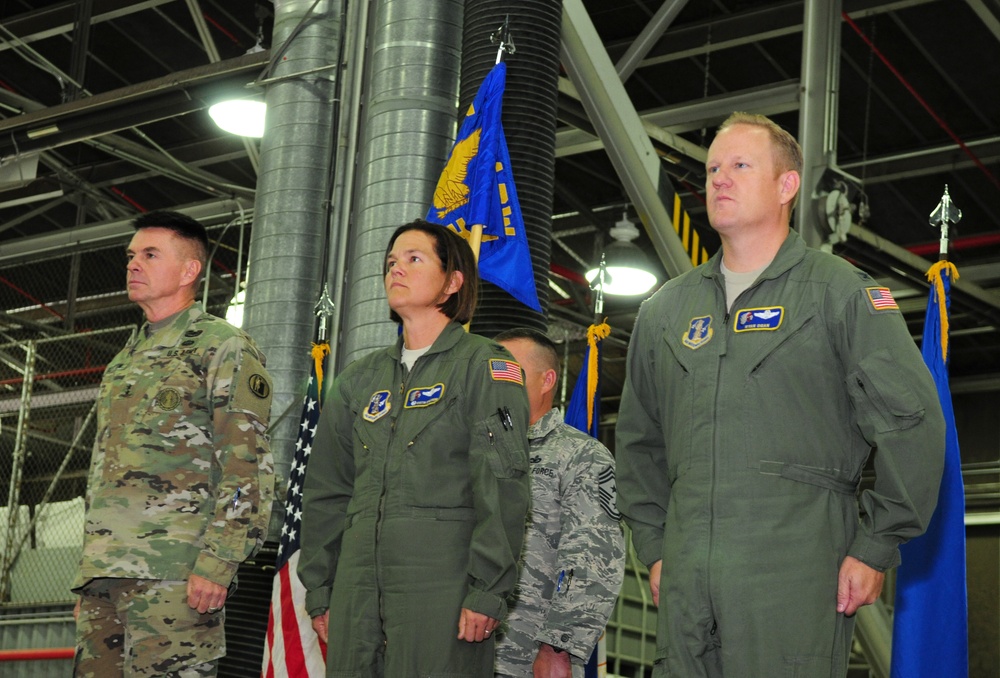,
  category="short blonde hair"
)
[718,112,803,210]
